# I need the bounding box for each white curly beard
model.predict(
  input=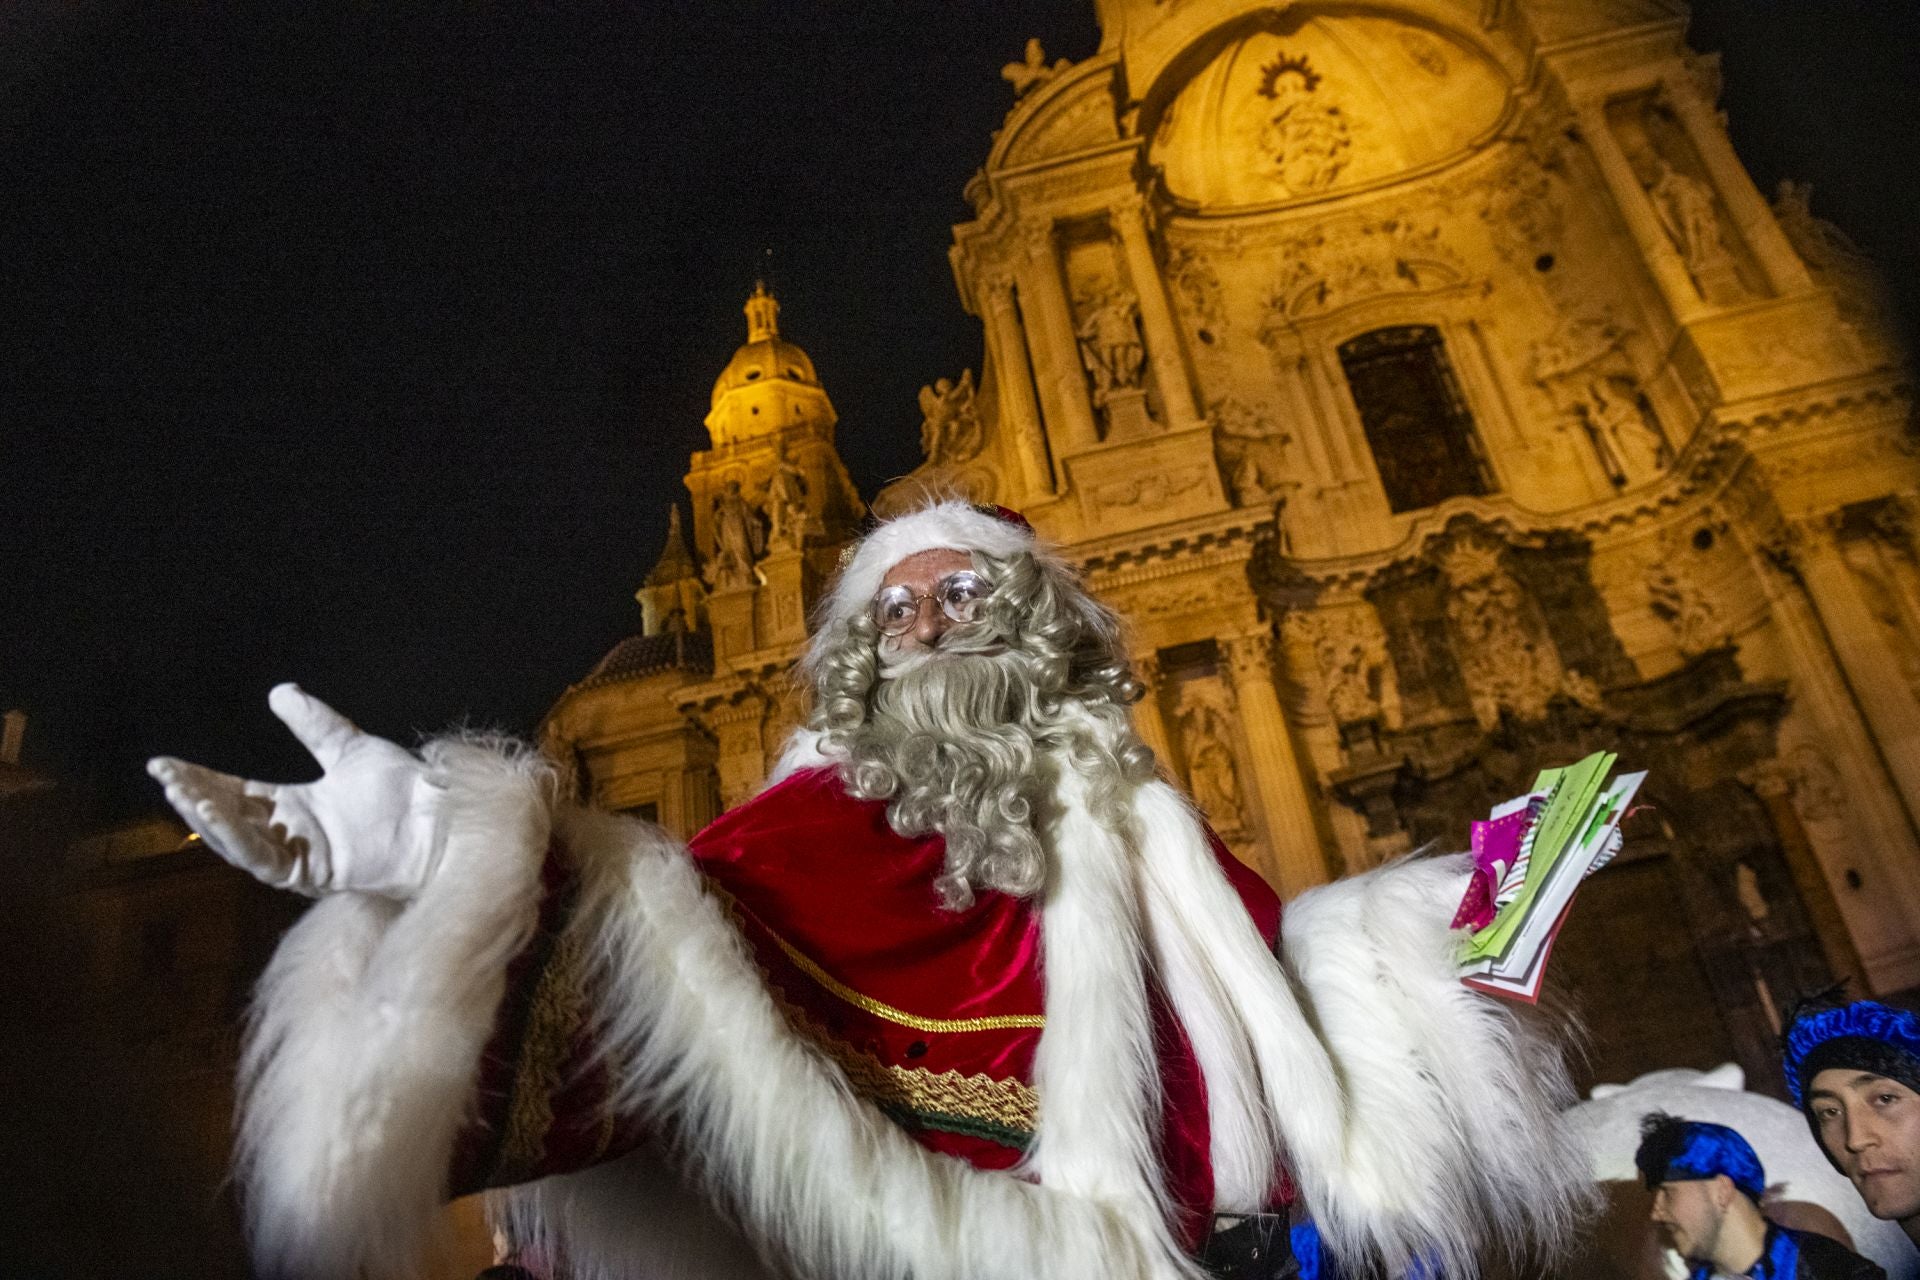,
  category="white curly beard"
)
[846,633,1062,908]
